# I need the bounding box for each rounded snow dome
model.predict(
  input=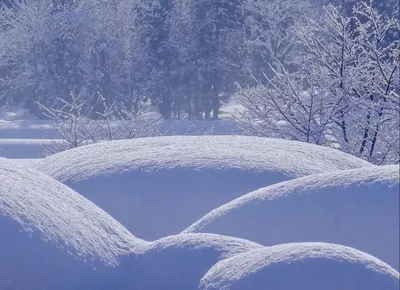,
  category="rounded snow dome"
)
[200,243,400,290]
[184,165,400,270]
[35,136,372,240]
[0,158,147,289]
[120,233,263,290]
